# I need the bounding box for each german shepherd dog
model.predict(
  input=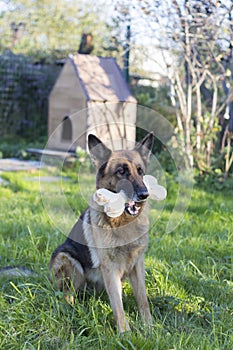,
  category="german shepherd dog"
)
[50,133,154,332]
